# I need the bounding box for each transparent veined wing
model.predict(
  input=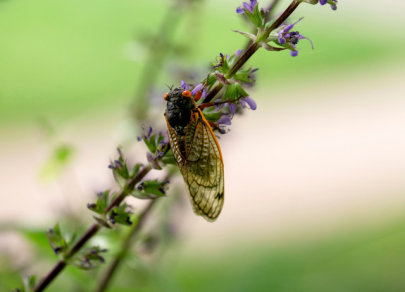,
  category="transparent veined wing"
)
[166,110,224,221]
